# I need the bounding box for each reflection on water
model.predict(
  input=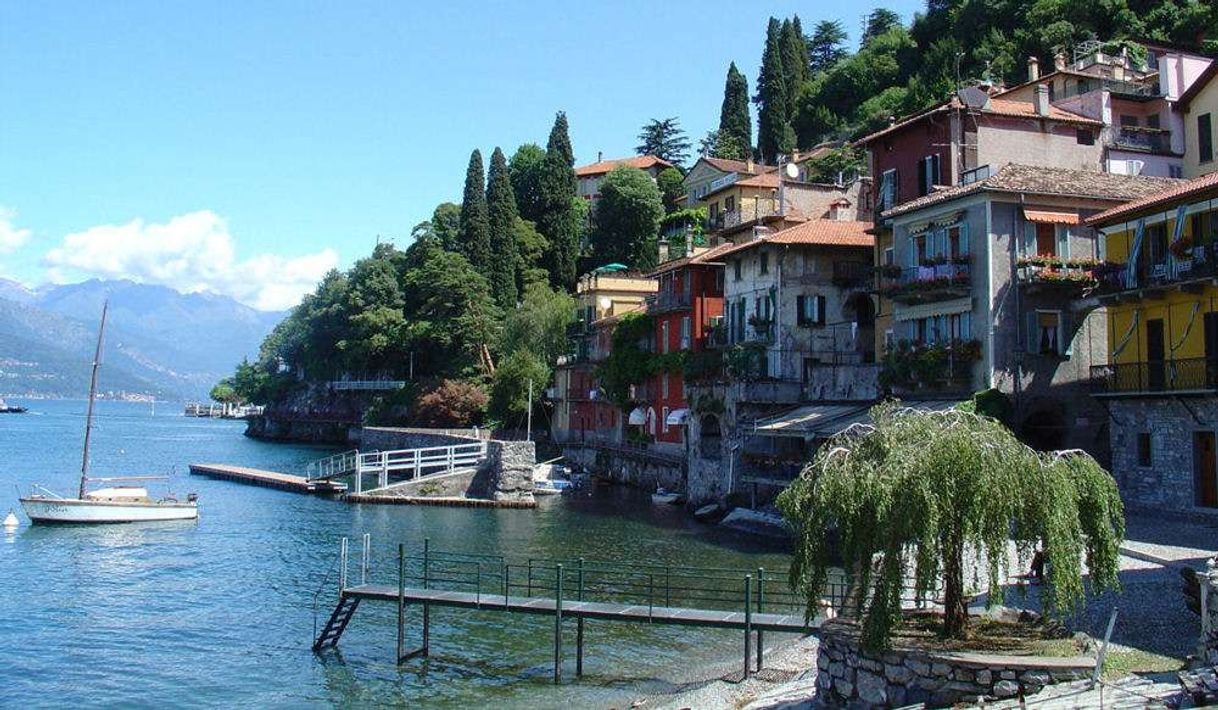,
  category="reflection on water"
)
[0,400,794,708]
